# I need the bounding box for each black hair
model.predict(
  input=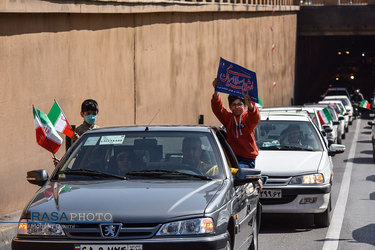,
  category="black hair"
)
[81,99,99,113]
[228,95,245,106]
